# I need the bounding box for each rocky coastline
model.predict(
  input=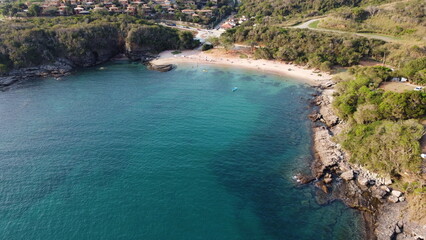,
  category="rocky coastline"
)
[0,58,74,88]
[0,51,172,89]
[307,83,426,240]
[1,51,424,239]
